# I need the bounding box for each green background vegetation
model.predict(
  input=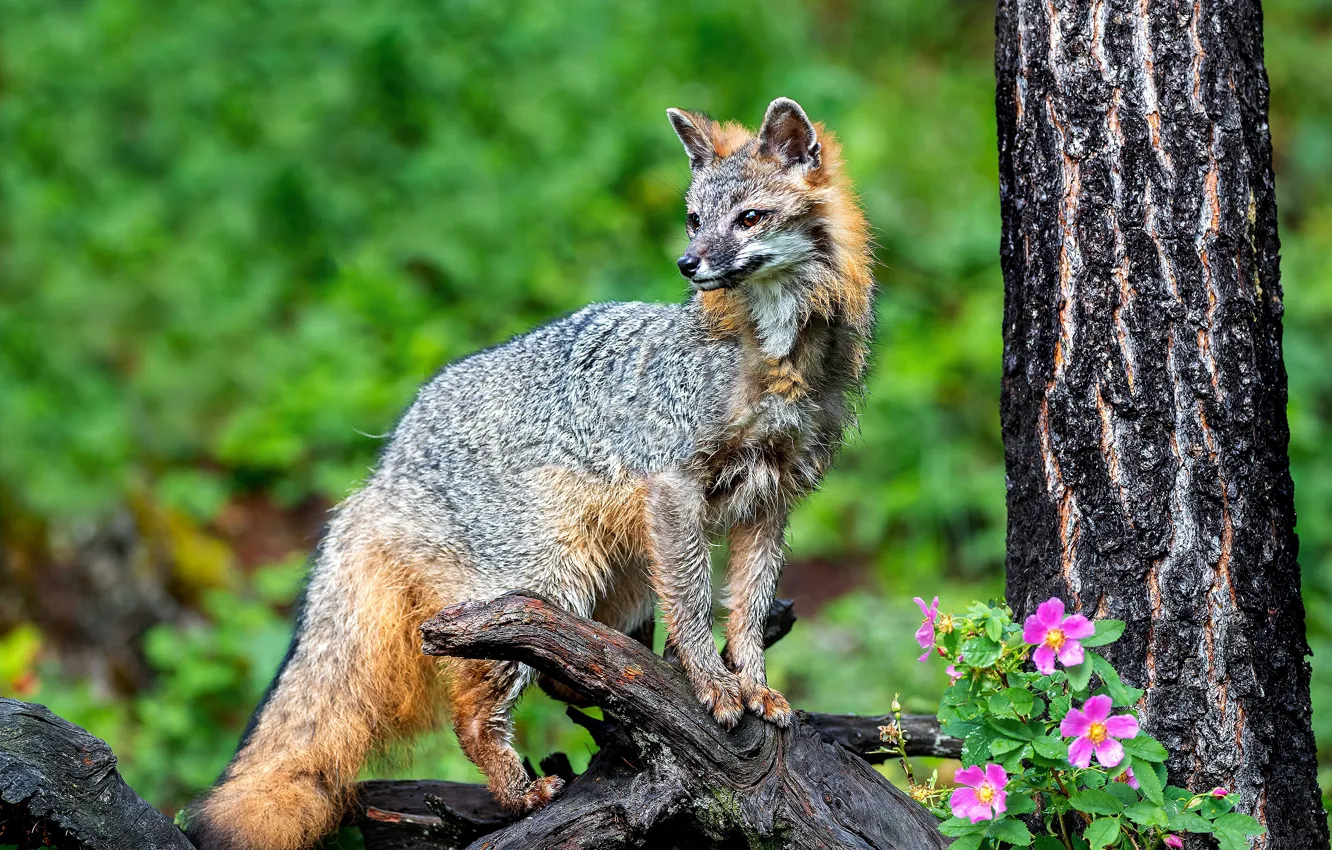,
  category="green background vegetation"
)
[1,0,1329,830]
